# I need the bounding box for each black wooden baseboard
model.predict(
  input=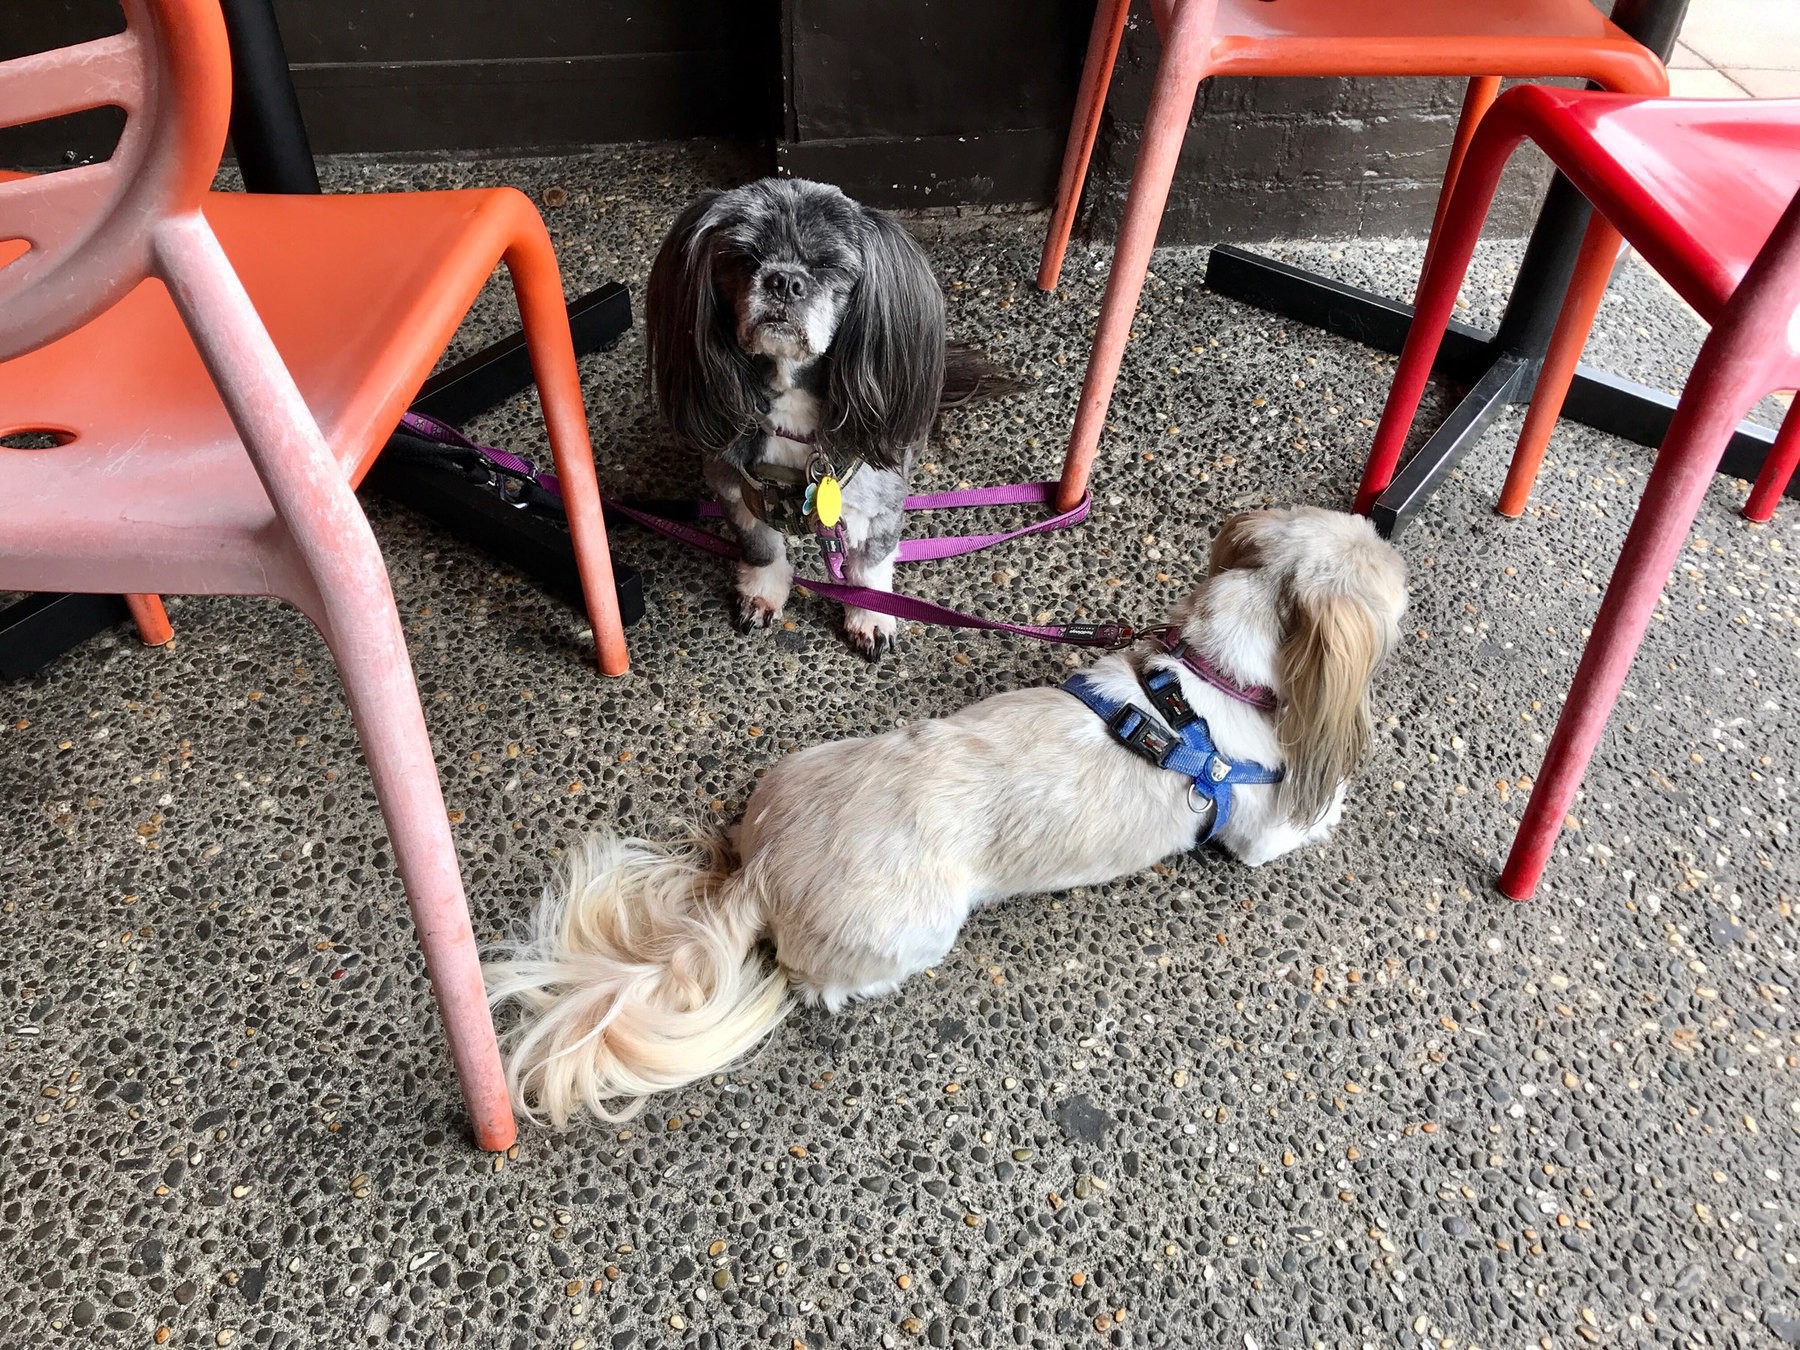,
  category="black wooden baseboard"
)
[774,128,1062,212]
